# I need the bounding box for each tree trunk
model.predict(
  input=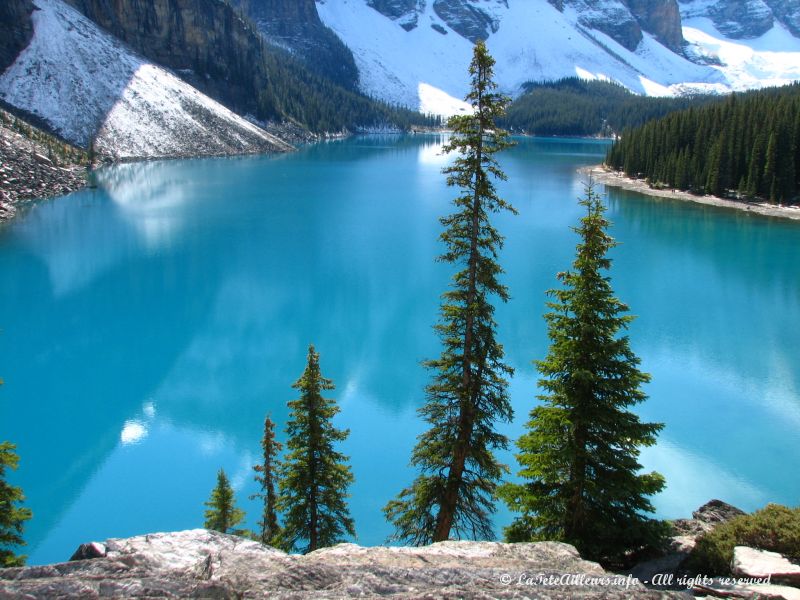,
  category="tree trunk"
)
[433,75,485,542]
